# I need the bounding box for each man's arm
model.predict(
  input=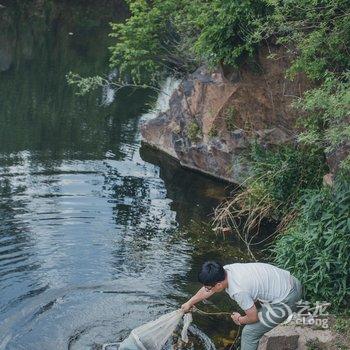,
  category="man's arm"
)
[232,305,259,325]
[181,287,215,312]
